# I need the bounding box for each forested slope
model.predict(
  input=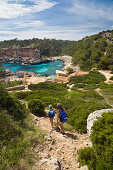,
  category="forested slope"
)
[0,38,75,57]
[62,30,113,71]
[0,86,45,169]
